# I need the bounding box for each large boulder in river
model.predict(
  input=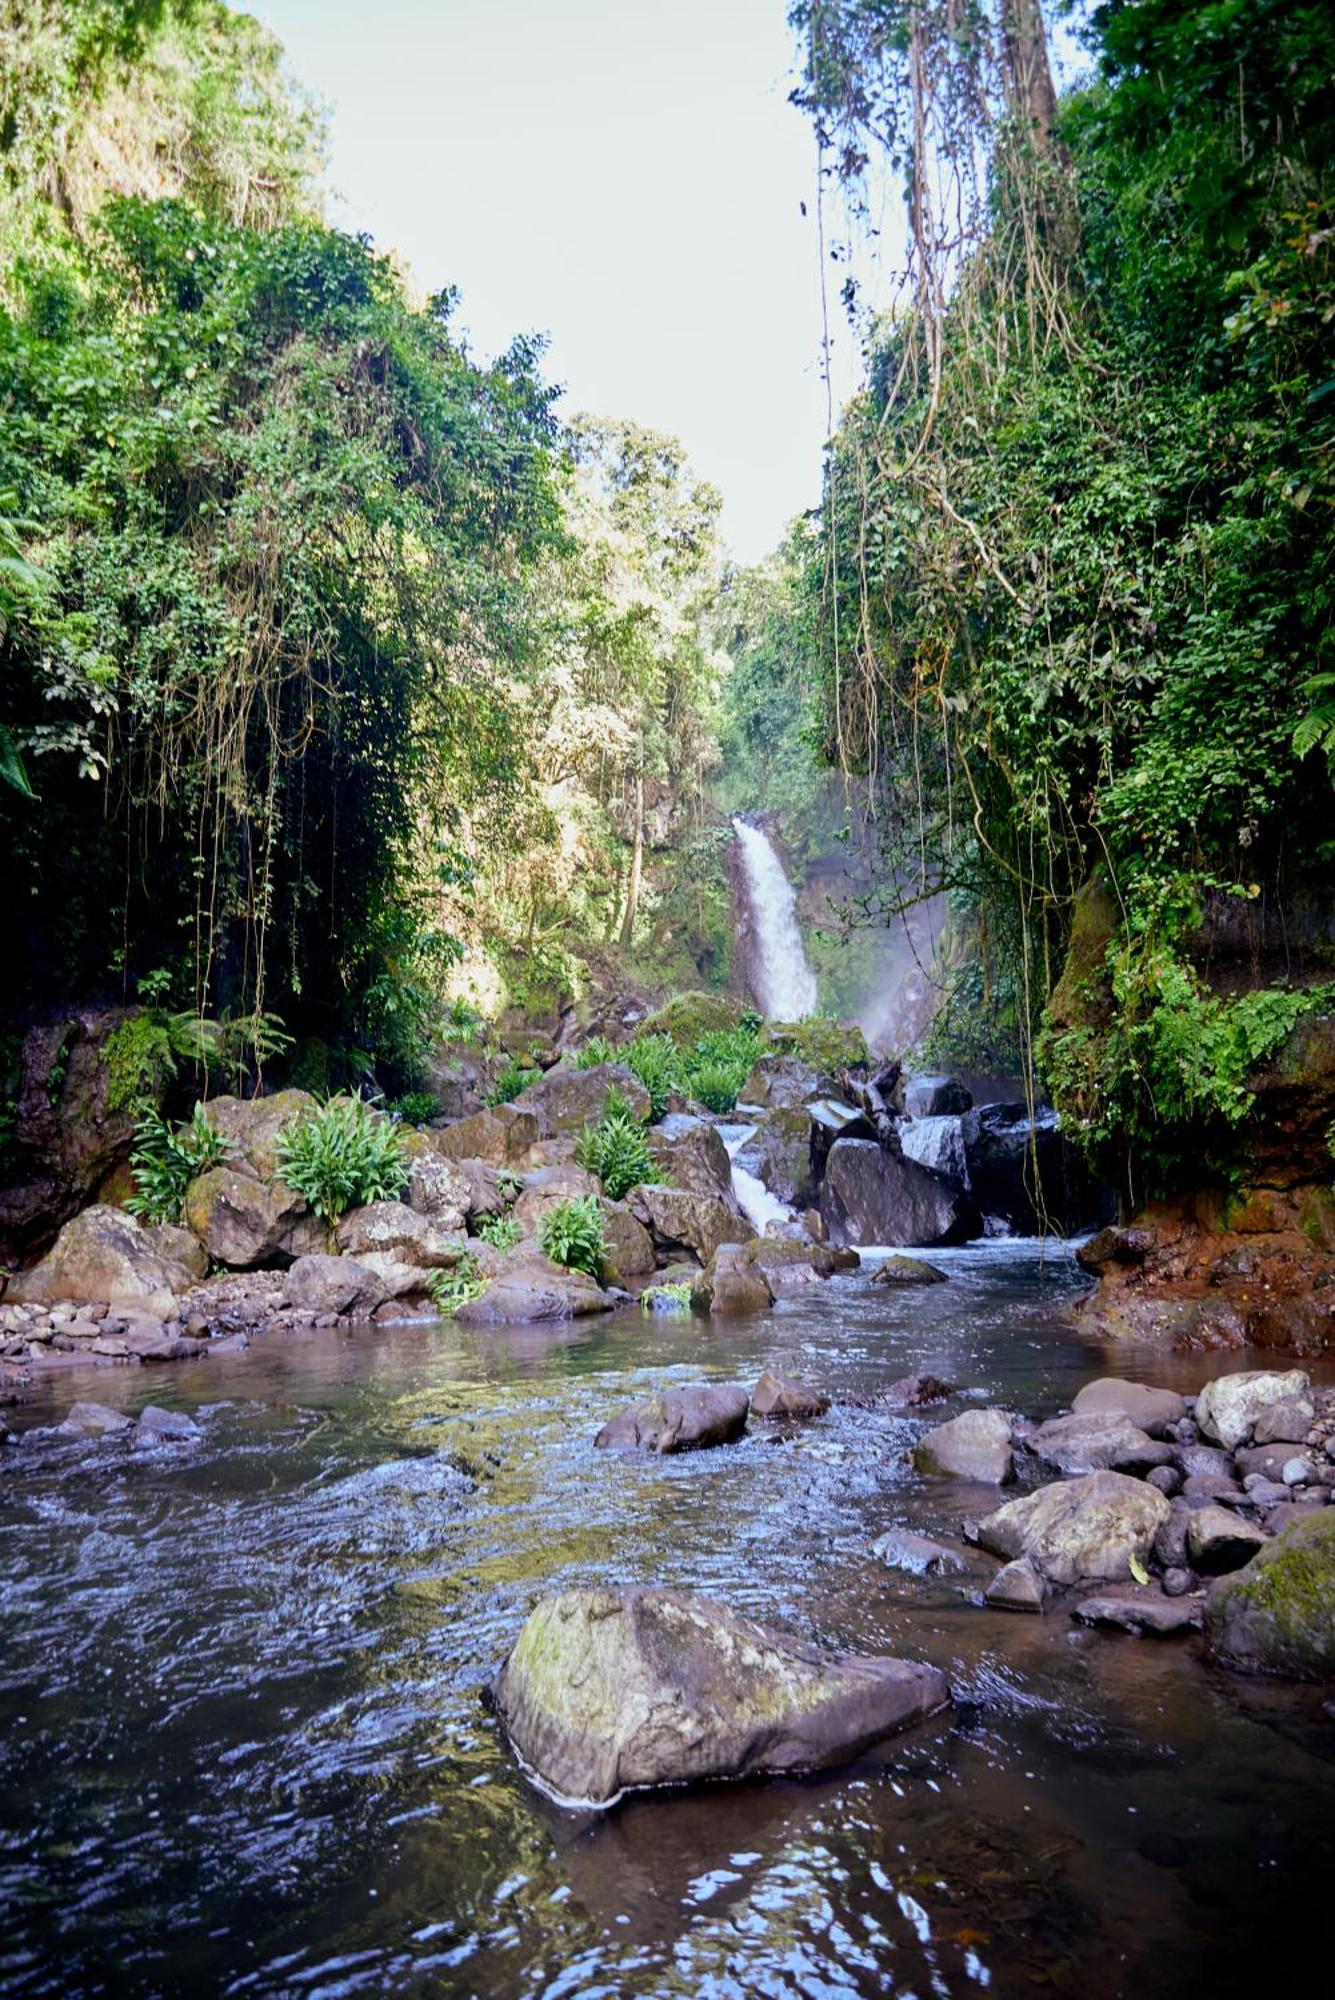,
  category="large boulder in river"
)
[1195,1370,1313,1451]
[596,1383,750,1452]
[751,1368,829,1420]
[513,1062,650,1136]
[871,1254,948,1287]
[1205,1511,1335,1679]
[183,1166,324,1268]
[914,1409,1014,1483]
[494,1586,950,1805]
[629,1184,743,1264]
[976,1471,1170,1588]
[695,1243,774,1315]
[7,1205,197,1316]
[958,1101,1102,1234]
[647,1114,735,1201]
[819,1139,980,1248]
